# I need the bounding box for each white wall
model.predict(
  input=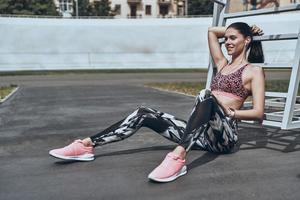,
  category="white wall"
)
[0,17,211,71]
[0,14,299,71]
